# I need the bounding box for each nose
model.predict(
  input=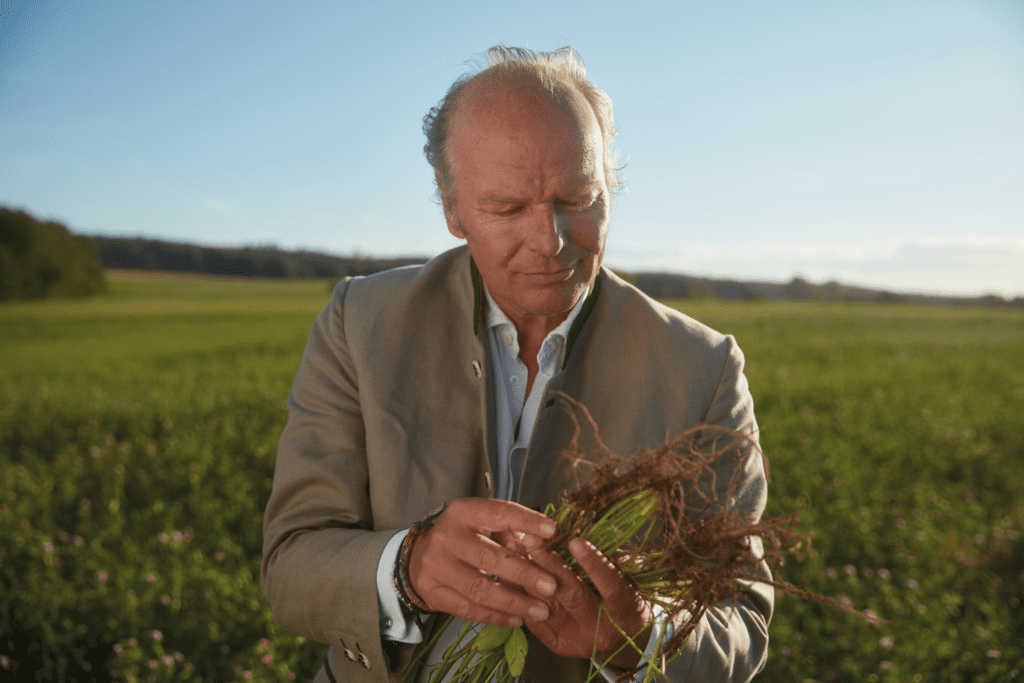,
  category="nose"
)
[526,203,567,257]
